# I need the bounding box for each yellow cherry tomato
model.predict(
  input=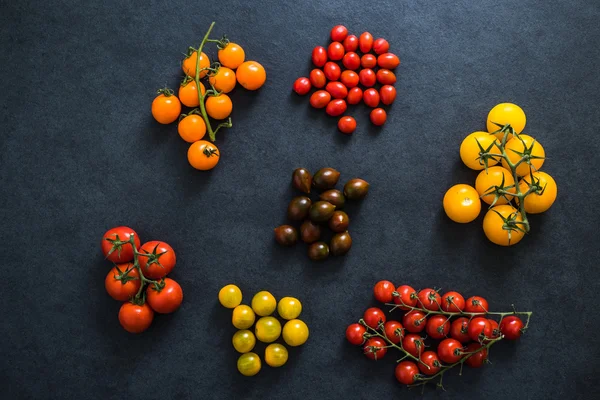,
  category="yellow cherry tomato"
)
[232,305,255,329]
[475,166,516,205]
[264,343,288,368]
[487,103,526,139]
[483,204,525,246]
[178,80,205,108]
[218,42,246,69]
[236,61,266,91]
[208,67,237,93]
[178,114,206,143]
[232,329,256,353]
[237,352,261,376]
[218,284,242,308]
[443,184,481,223]
[182,51,210,78]
[255,317,281,343]
[502,134,545,177]
[518,171,557,214]
[282,319,309,347]
[251,291,276,316]
[188,140,219,171]
[460,131,500,170]
[277,297,302,320]
[205,94,233,120]
[152,91,181,124]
